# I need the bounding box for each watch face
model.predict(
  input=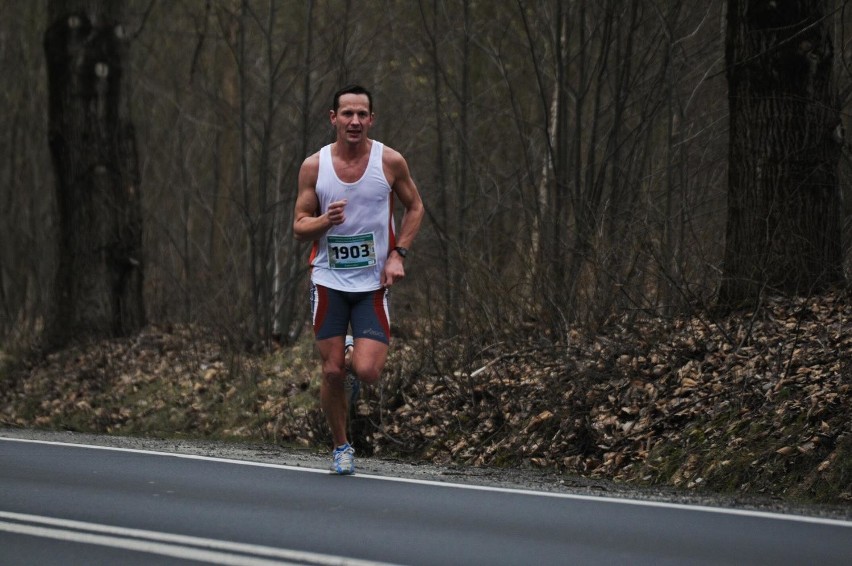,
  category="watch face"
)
[395,247,408,258]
